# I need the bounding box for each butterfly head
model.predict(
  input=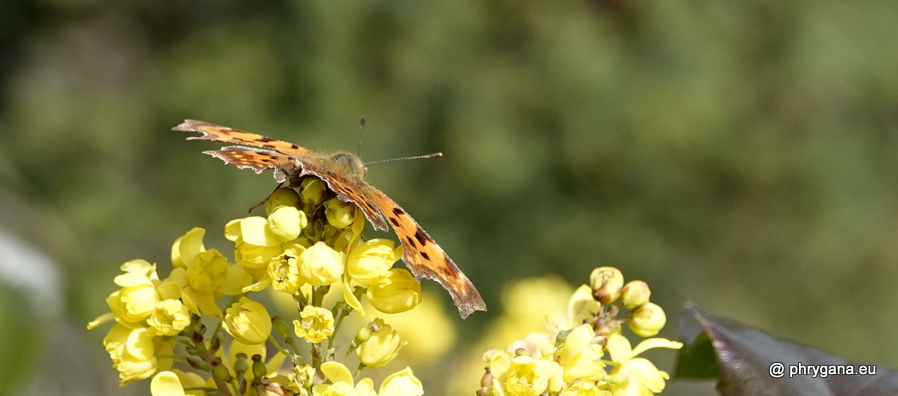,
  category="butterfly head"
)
[331,151,368,179]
